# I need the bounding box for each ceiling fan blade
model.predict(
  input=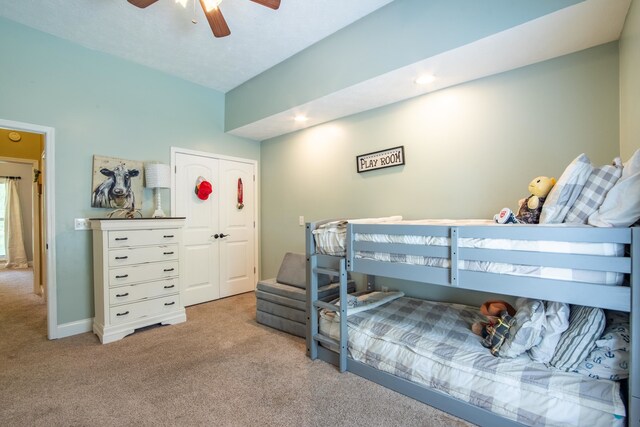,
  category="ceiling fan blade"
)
[250,0,281,10]
[199,0,231,38]
[127,0,160,8]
